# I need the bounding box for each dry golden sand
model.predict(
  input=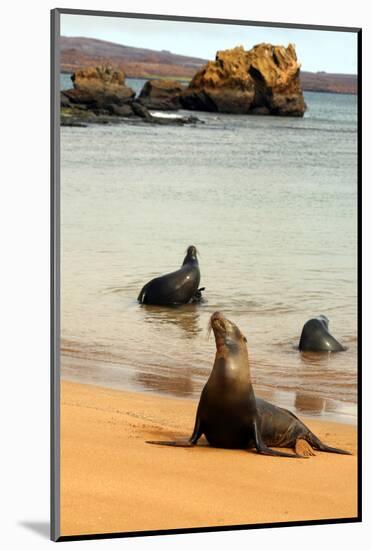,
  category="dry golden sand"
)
[60,380,357,537]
